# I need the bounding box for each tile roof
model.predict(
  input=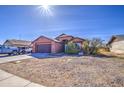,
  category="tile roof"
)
[55,33,74,39]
